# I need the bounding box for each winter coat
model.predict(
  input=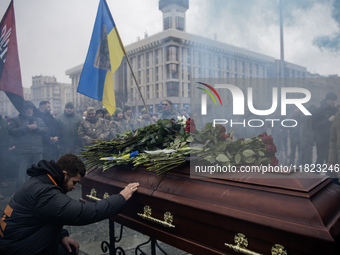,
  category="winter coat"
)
[8,114,47,154]
[0,160,126,255]
[0,115,9,150]
[160,108,178,121]
[78,117,110,146]
[312,101,338,142]
[55,111,83,148]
